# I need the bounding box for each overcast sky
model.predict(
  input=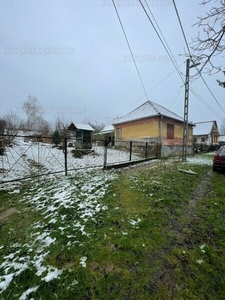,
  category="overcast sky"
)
[0,0,224,128]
